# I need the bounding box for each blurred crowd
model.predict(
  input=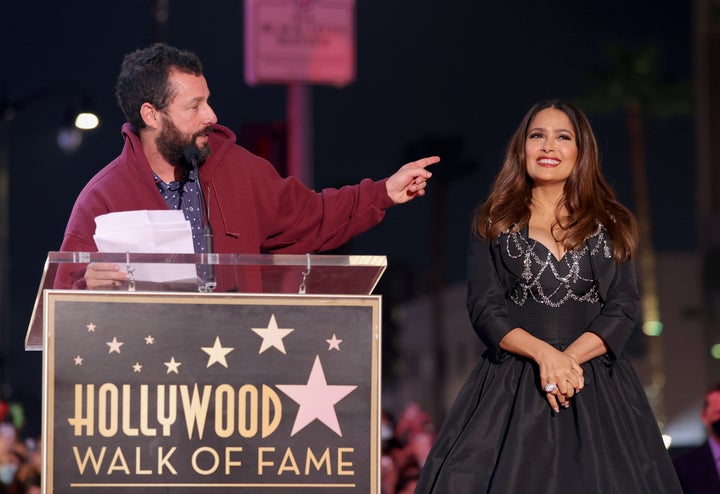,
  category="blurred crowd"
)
[381,402,436,494]
[0,402,40,494]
